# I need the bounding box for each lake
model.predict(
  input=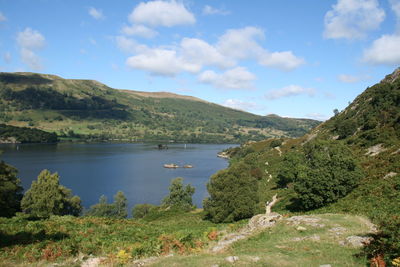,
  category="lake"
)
[0,143,234,212]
